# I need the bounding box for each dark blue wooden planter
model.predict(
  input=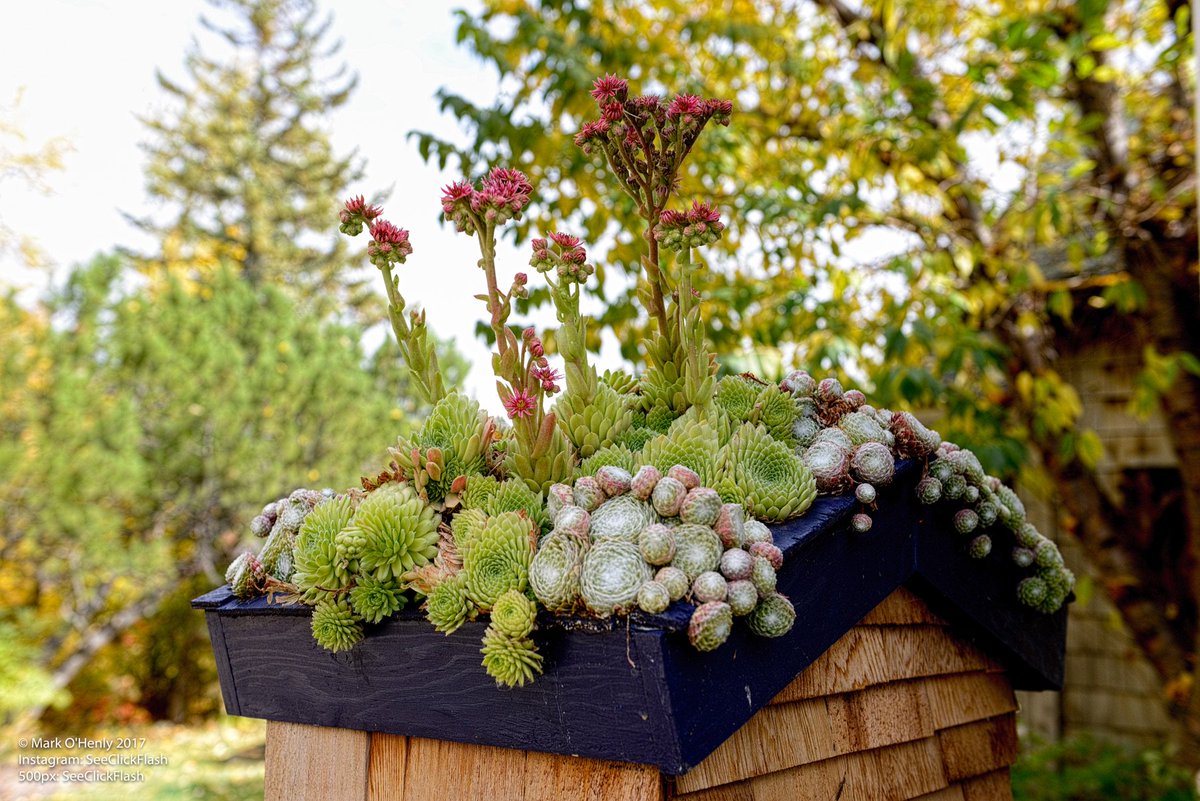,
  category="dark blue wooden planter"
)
[193,464,1066,774]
